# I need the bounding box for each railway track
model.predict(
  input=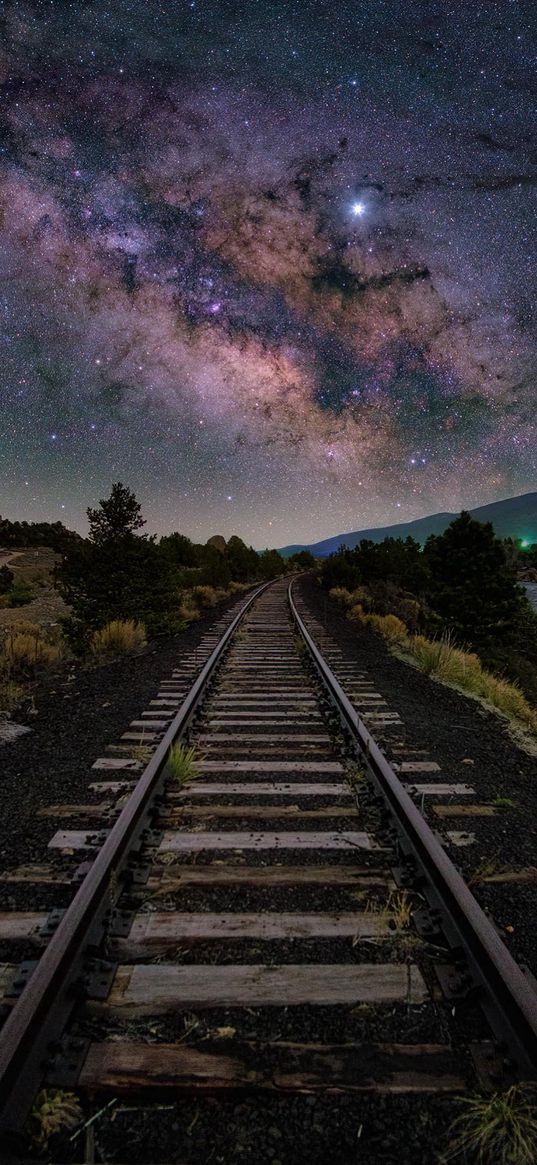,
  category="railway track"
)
[0,577,536,1163]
